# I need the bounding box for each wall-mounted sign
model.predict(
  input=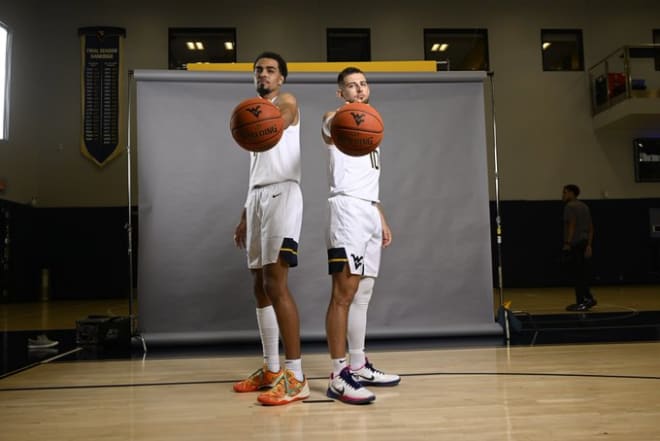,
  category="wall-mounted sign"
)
[78,27,125,167]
